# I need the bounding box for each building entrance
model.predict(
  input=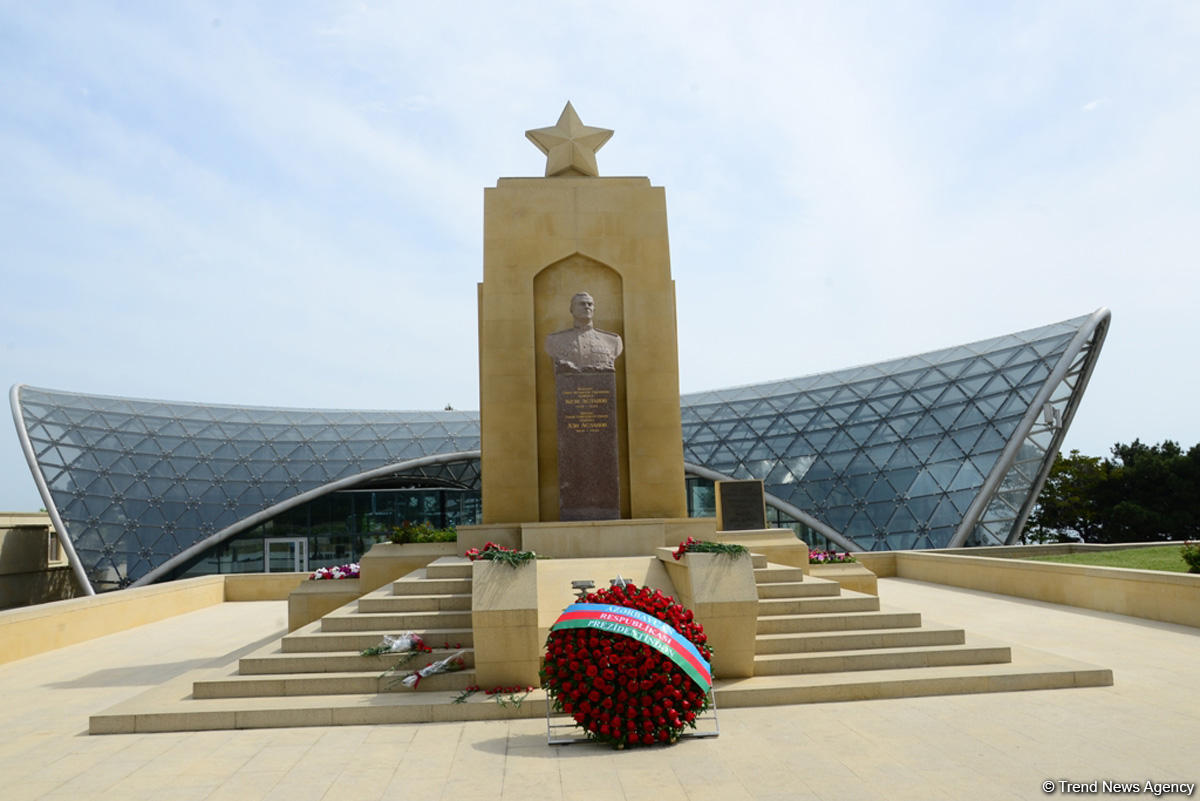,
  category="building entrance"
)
[264,537,308,573]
